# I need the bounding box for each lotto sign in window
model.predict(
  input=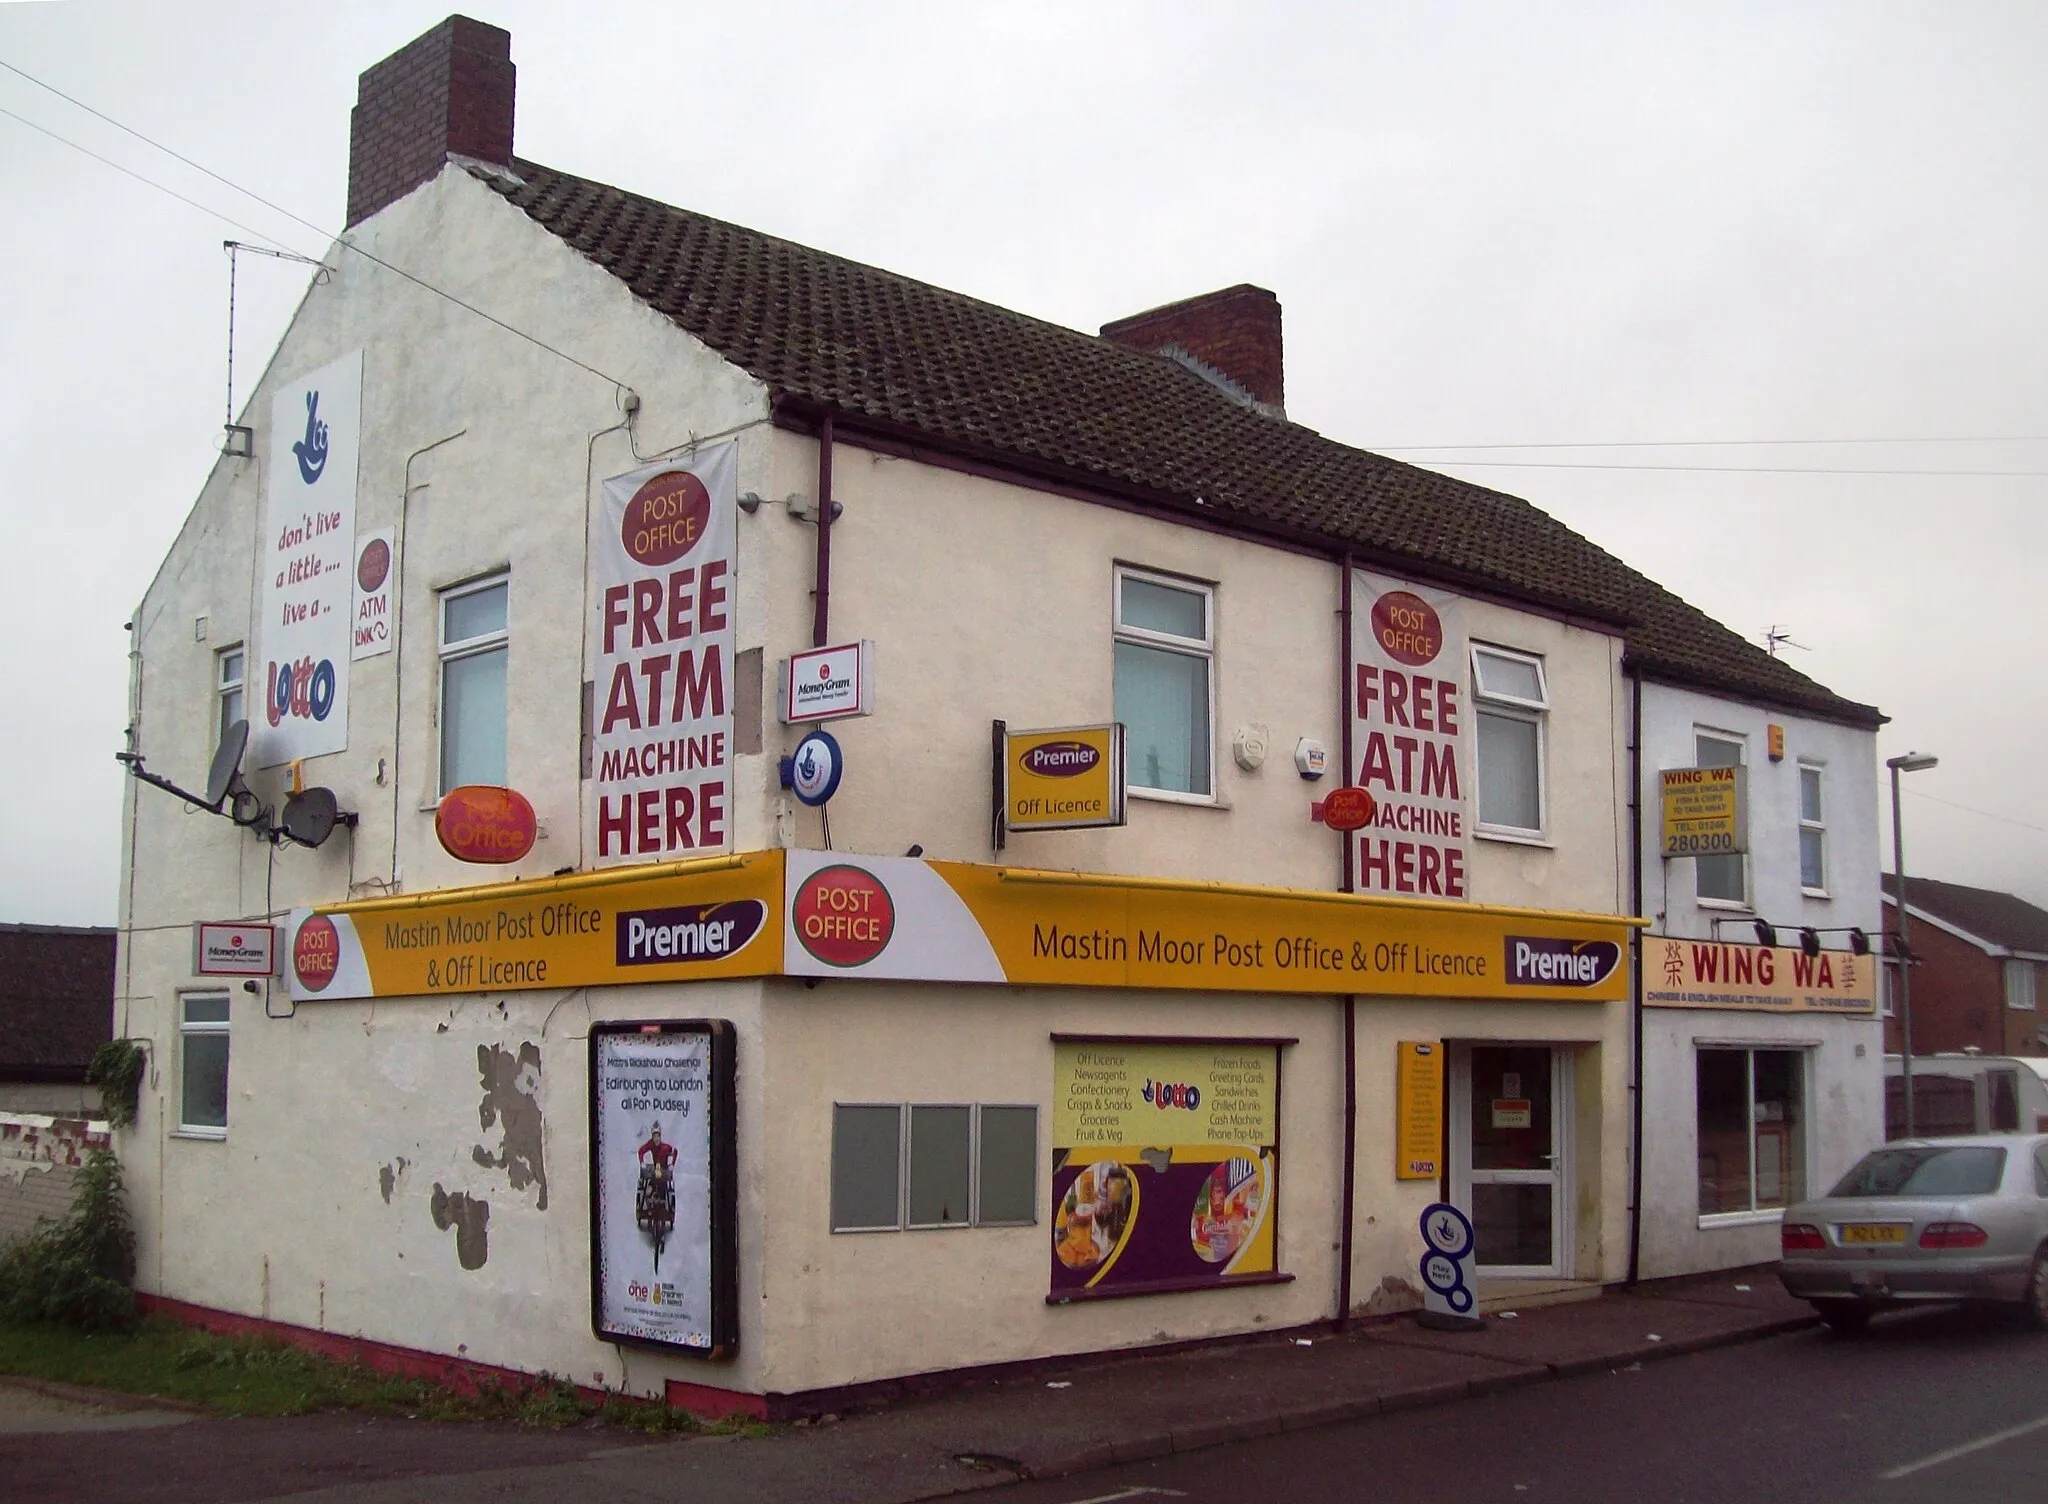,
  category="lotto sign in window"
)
[1050,1038,1282,1301]
[1660,766,1748,857]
